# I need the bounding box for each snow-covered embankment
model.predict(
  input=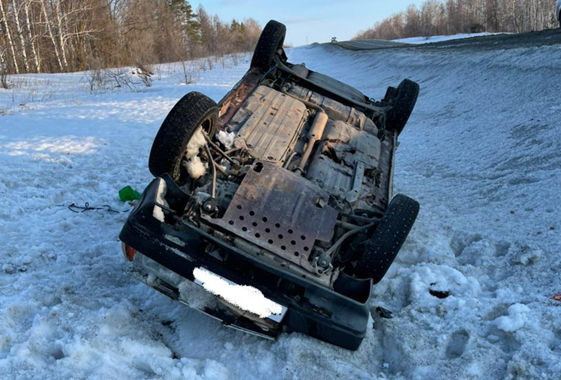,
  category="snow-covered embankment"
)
[0,42,560,379]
